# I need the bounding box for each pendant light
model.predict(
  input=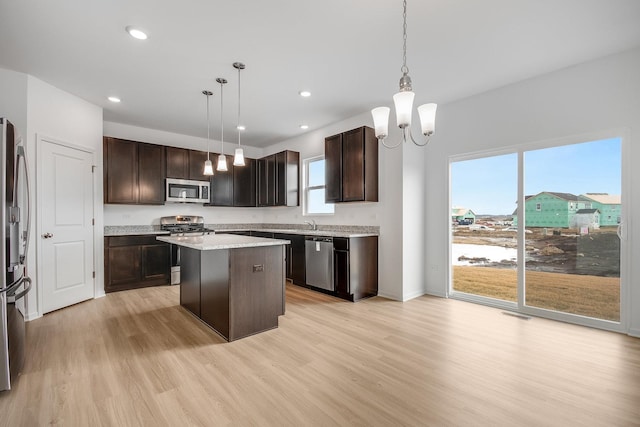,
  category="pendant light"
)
[202,90,214,176]
[216,77,228,172]
[371,0,437,148]
[233,62,246,166]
